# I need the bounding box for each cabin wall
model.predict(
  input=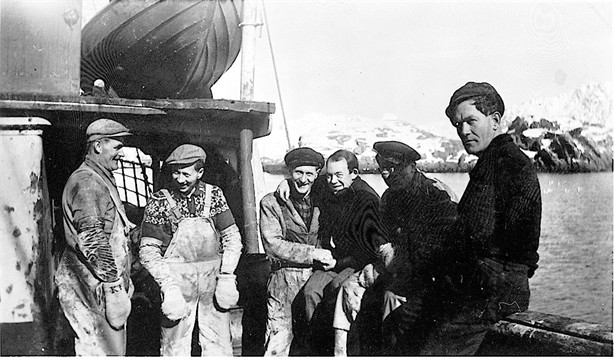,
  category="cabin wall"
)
[0,0,81,97]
